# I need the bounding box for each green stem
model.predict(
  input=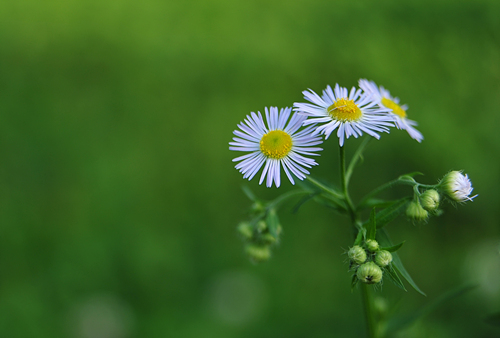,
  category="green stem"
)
[361,283,377,338]
[339,145,356,222]
[305,176,344,200]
